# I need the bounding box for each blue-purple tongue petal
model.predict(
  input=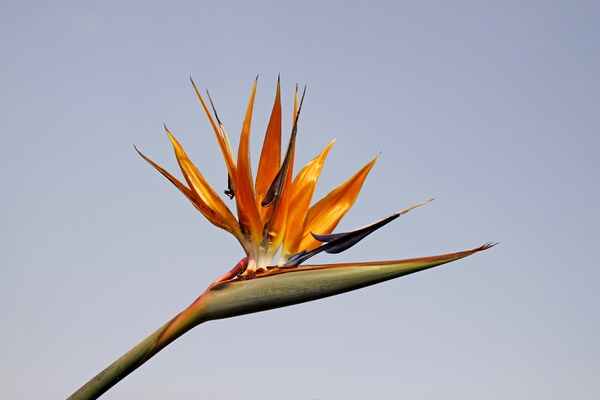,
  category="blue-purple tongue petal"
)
[284,199,434,266]
[285,250,309,266]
